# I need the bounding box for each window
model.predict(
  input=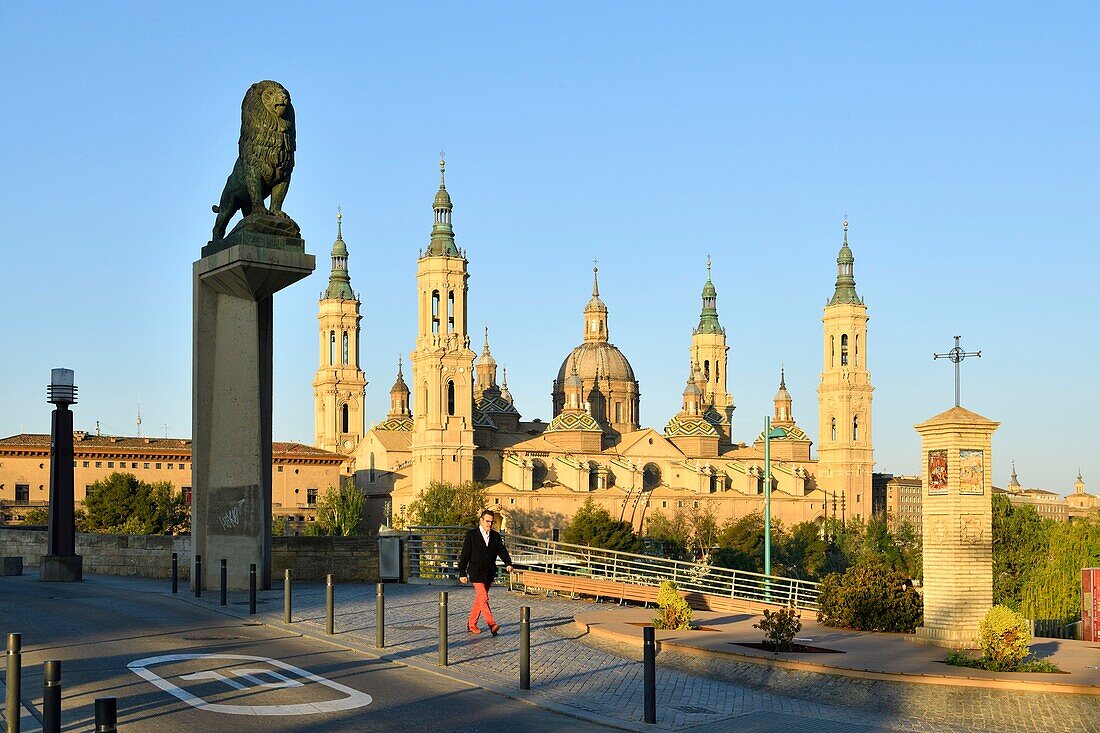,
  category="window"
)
[95,461,102,468]
[107,461,114,468]
[853,416,859,441]
[167,463,173,470]
[447,381,456,416]
[447,291,455,331]
[179,463,184,470]
[614,401,622,423]
[82,461,89,467]
[831,417,837,442]
[329,330,336,365]
[143,463,150,469]
[841,334,849,366]
[277,465,283,473]
[830,336,835,367]
[473,455,489,482]
[703,360,710,380]
[342,331,349,364]
[341,403,349,433]
[306,488,318,505]
[855,334,860,366]
[132,463,138,469]
[182,487,192,505]
[155,463,162,470]
[588,461,600,491]
[15,484,29,502]
[531,458,548,489]
[431,291,440,334]
[643,463,661,490]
